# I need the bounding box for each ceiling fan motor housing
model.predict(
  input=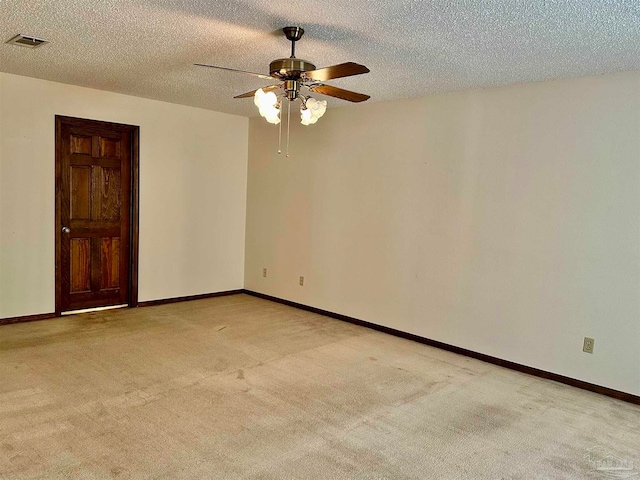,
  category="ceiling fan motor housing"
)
[269,58,316,79]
